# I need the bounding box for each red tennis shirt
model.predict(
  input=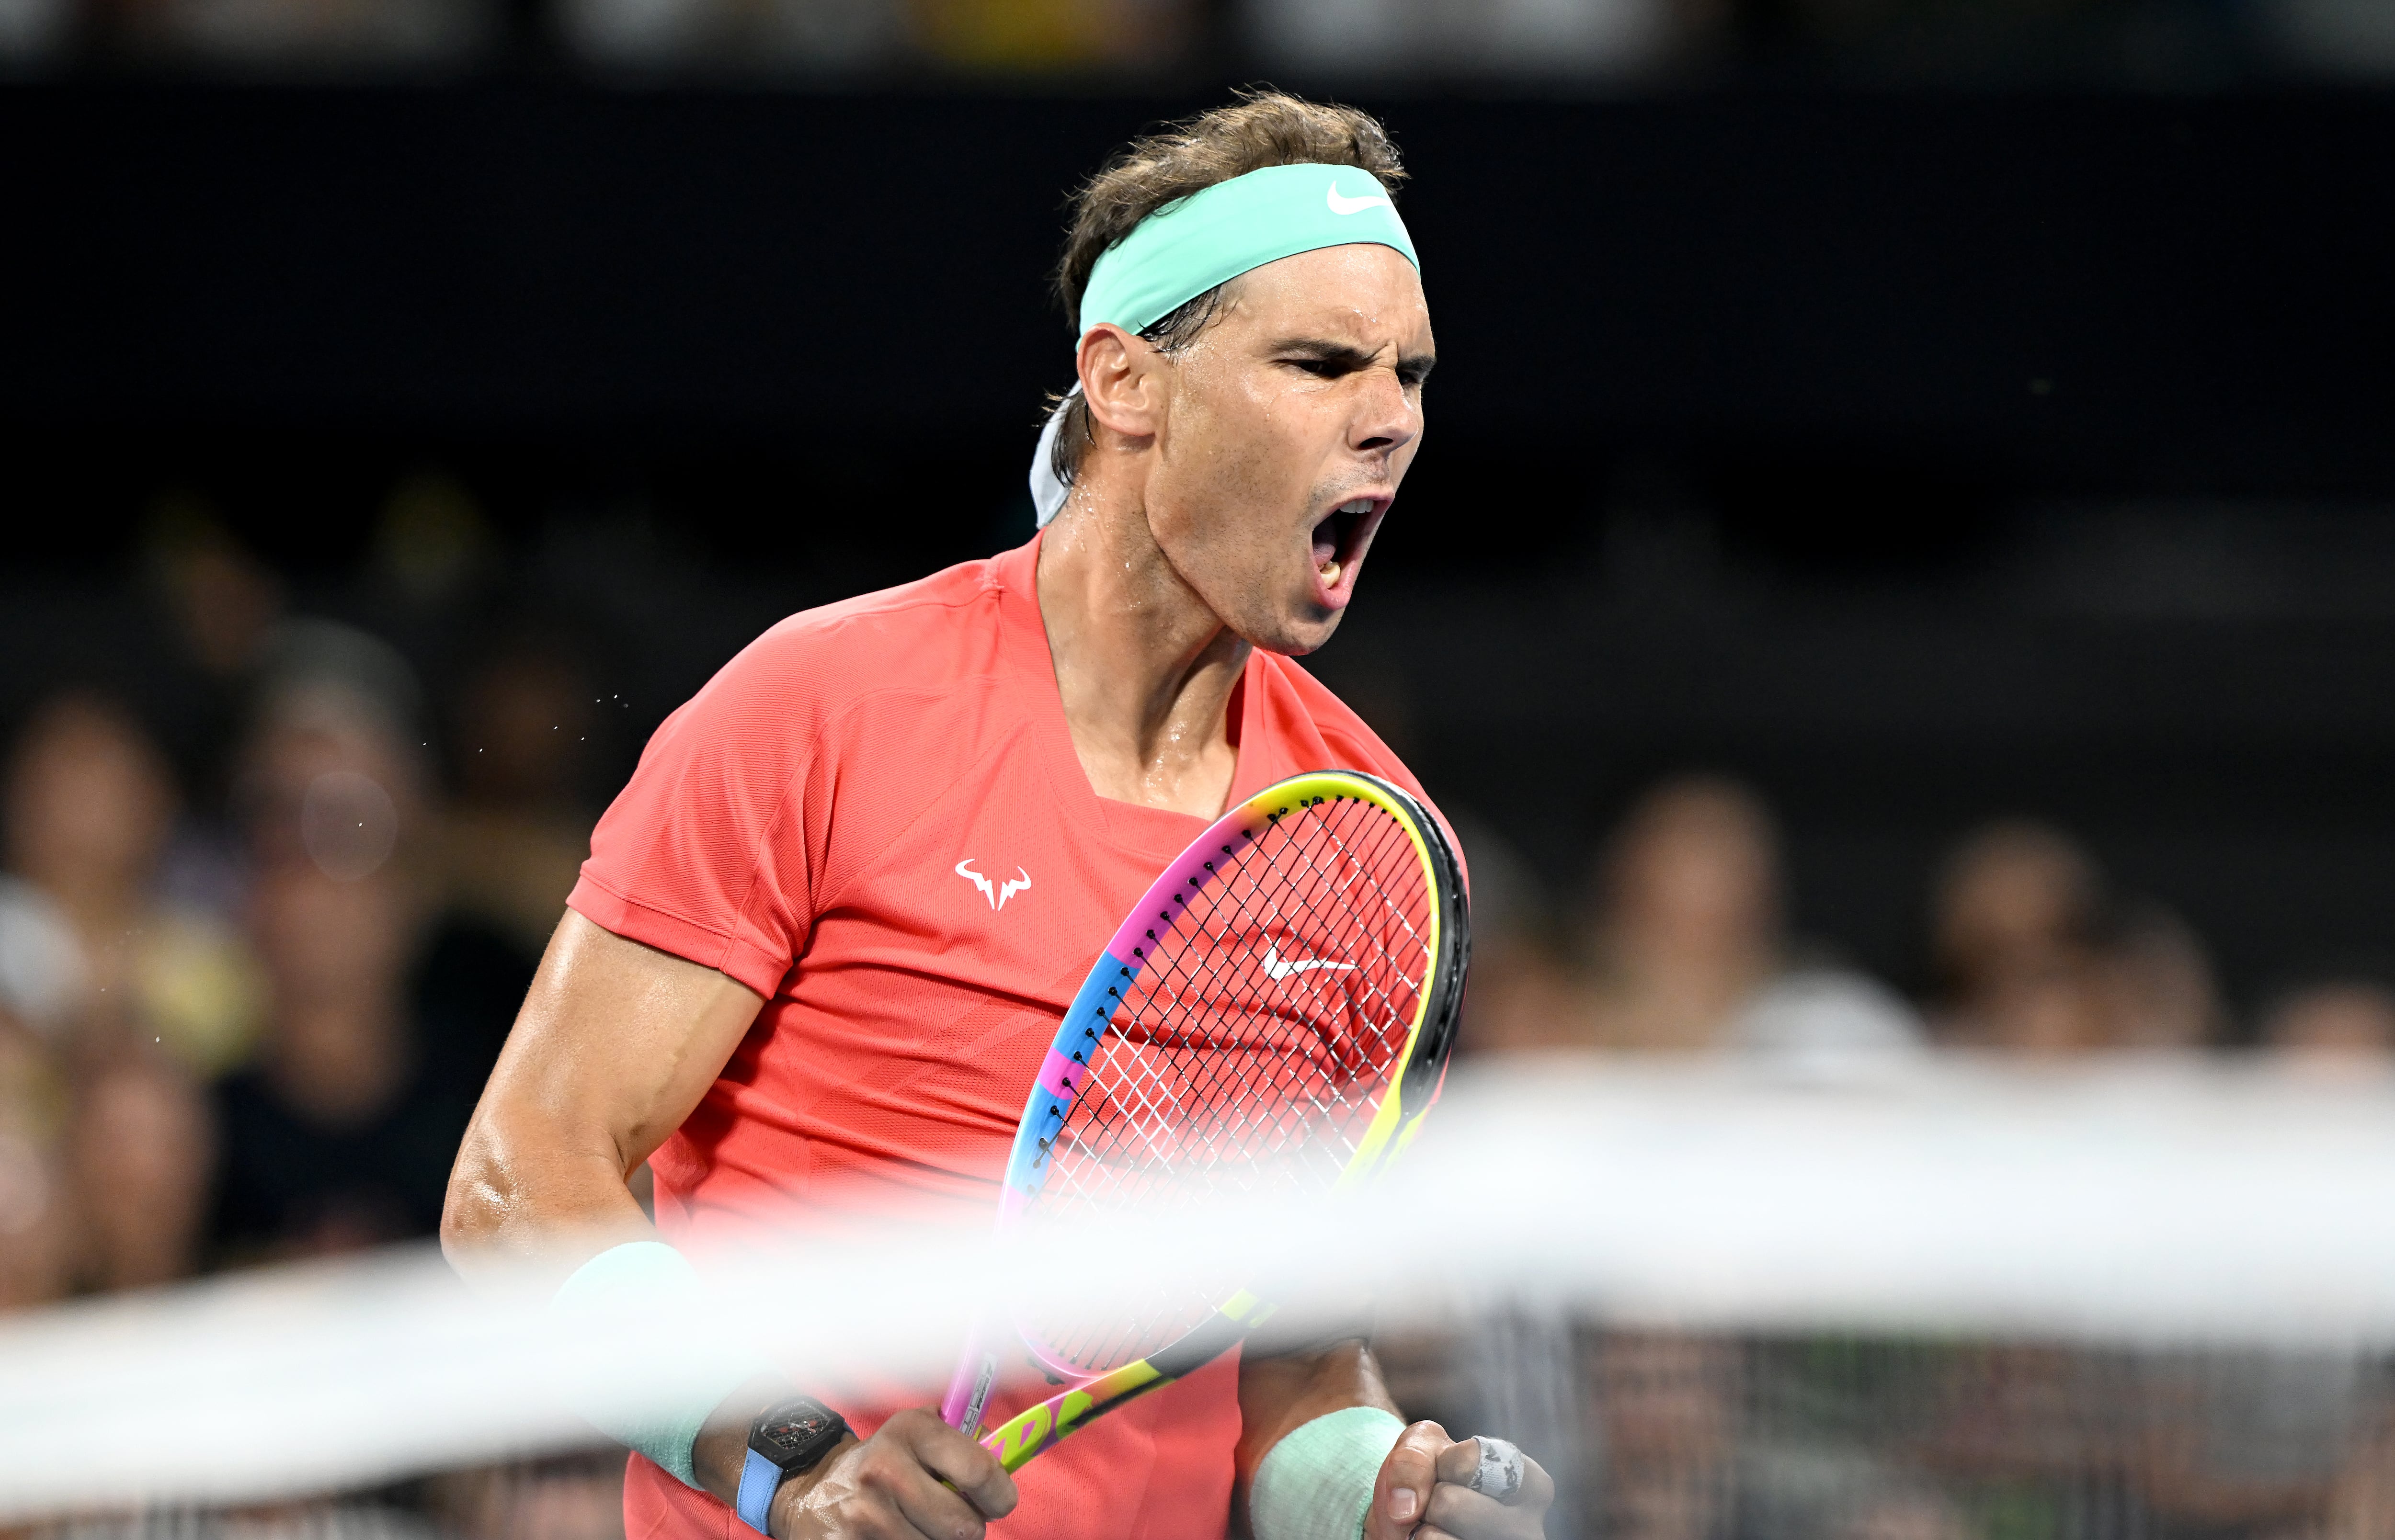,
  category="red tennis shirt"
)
[568,533,1444,1540]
